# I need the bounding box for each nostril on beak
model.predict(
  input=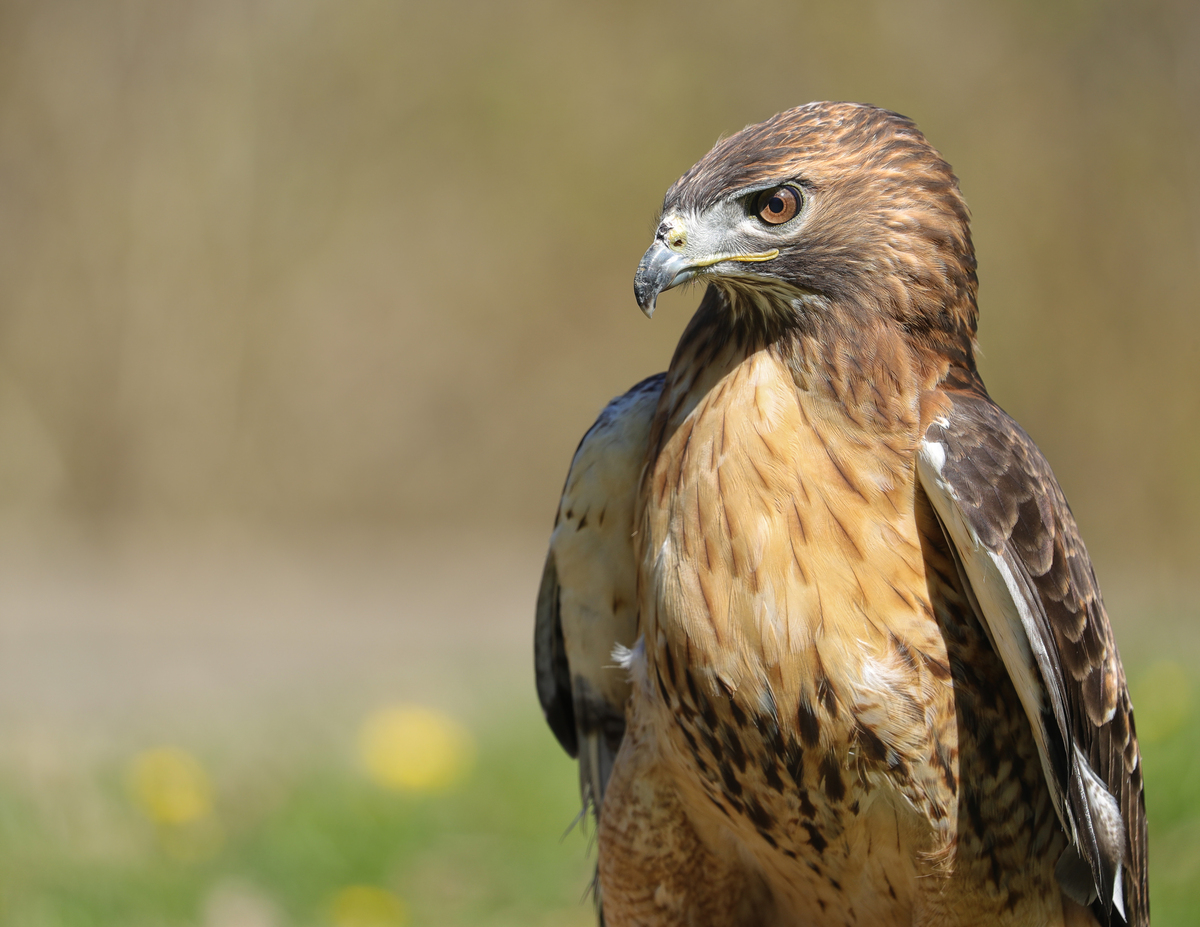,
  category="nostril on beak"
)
[655,219,688,251]
[660,222,687,253]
